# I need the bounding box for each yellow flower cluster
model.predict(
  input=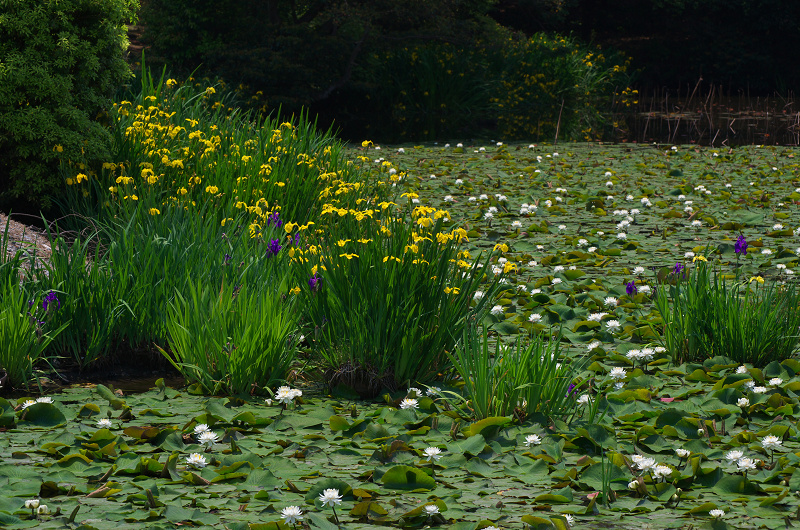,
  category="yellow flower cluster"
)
[64,90,370,232]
